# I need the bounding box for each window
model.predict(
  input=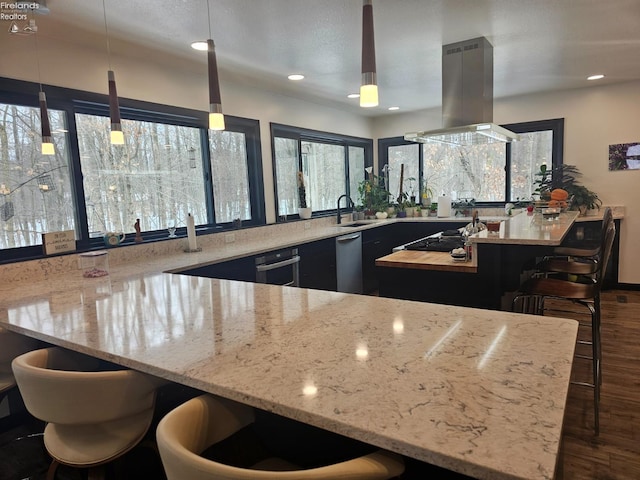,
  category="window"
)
[0,77,265,262]
[386,143,419,202]
[379,119,564,204]
[76,114,207,236]
[0,102,76,253]
[271,124,372,218]
[210,128,256,224]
